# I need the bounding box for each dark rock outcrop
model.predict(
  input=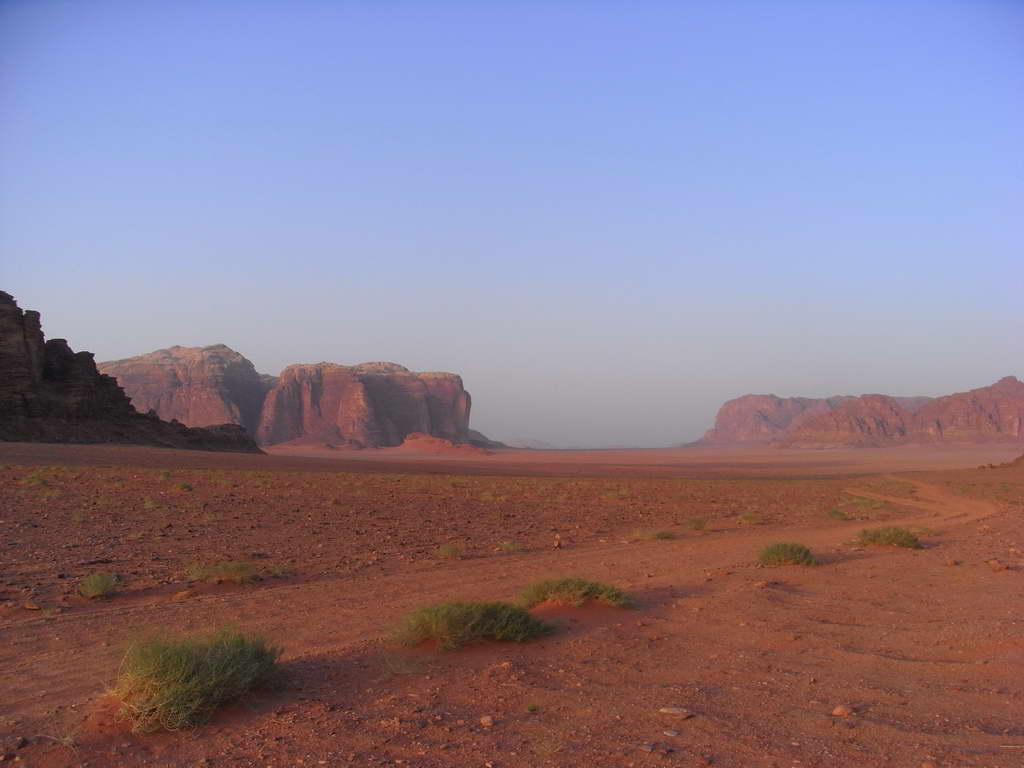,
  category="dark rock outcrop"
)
[0,291,261,452]
[255,362,471,448]
[702,377,1024,447]
[98,345,270,432]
